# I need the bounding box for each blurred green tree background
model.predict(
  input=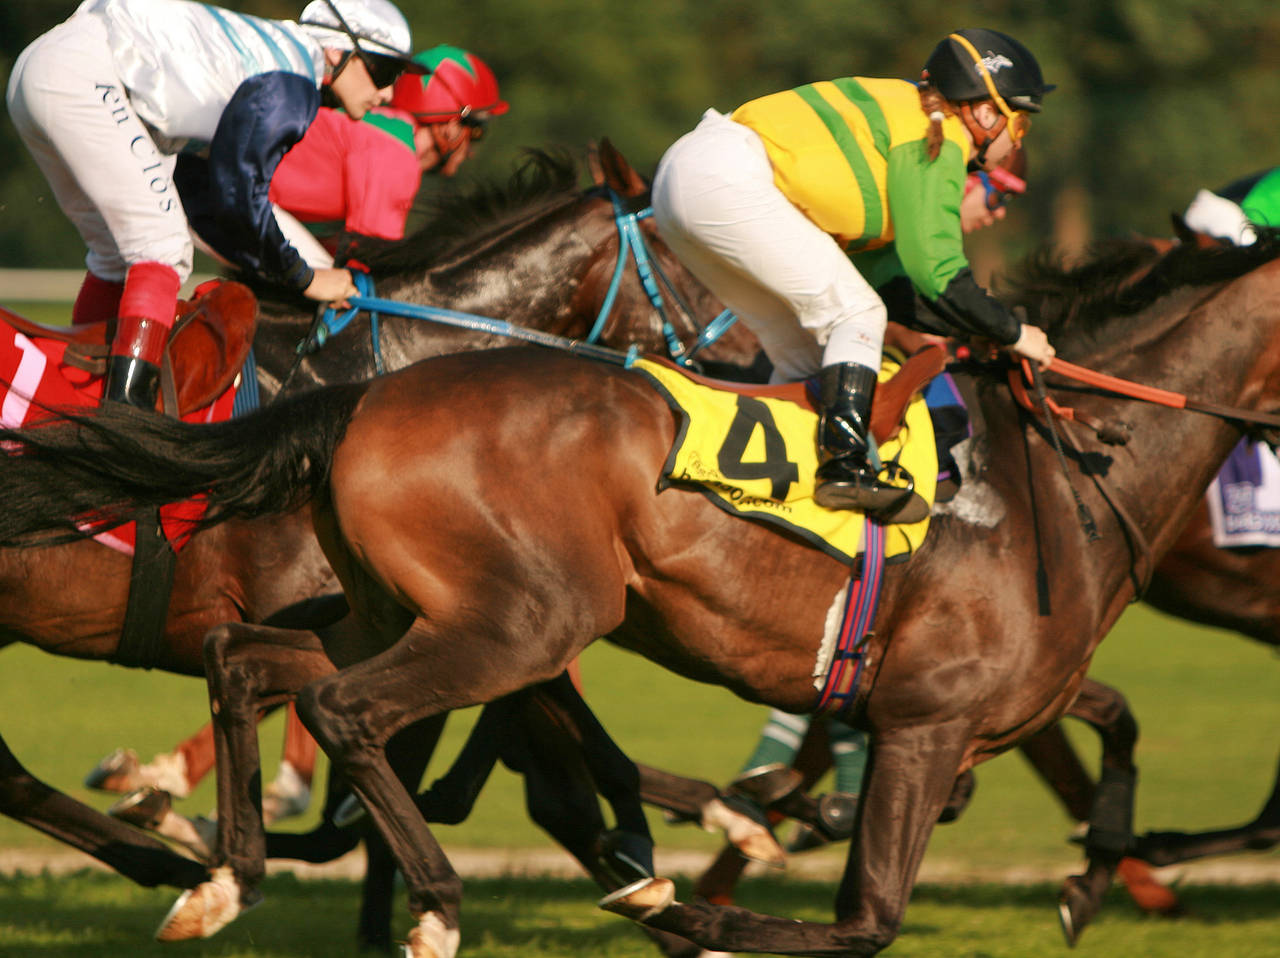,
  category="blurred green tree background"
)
[4,0,1280,269]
